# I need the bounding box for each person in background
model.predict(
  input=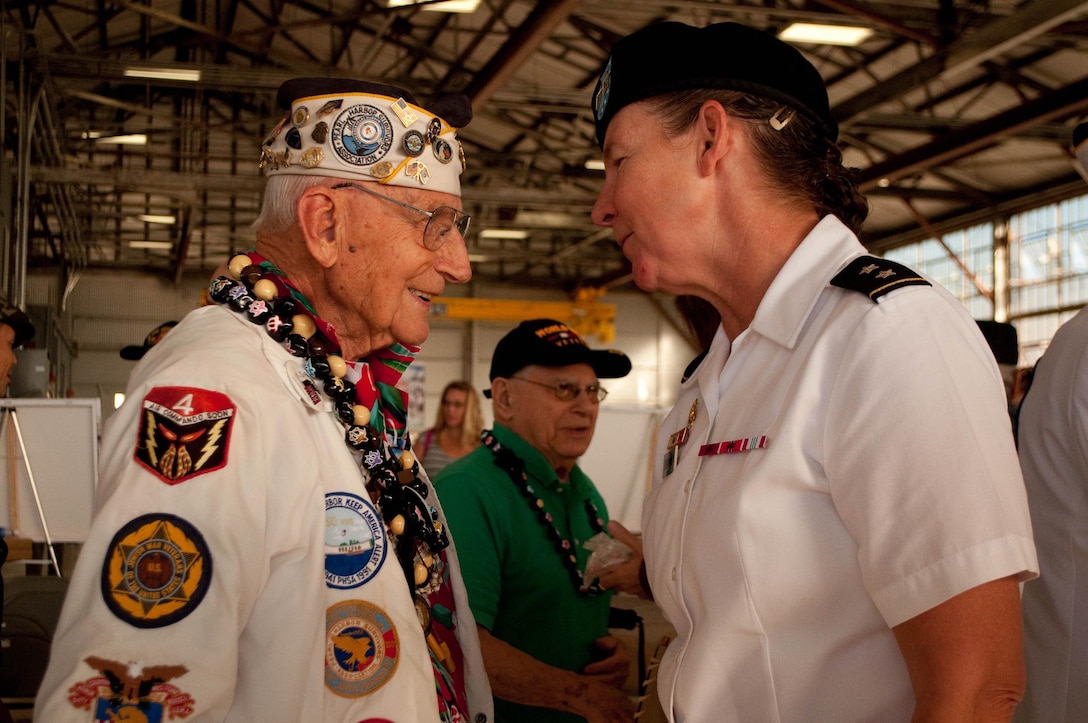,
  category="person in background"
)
[435,318,637,723]
[590,21,1037,722]
[119,320,178,361]
[34,77,492,722]
[1014,120,1088,723]
[0,304,35,397]
[419,380,484,476]
[0,303,33,723]
[975,319,1022,435]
